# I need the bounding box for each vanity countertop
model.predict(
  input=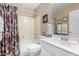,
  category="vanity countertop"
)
[40,36,79,56]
